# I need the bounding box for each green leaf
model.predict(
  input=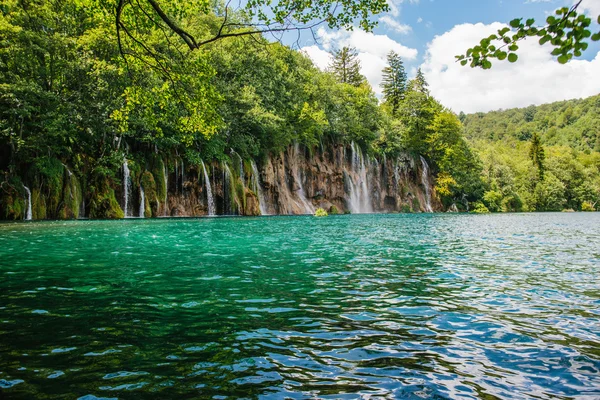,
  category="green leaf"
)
[526,18,535,26]
[509,19,521,28]
[539,35,551,45]
[592,33,600,41]
[509,44,519,51]
[460,60,468,66]
[557,54,568,64]
[497,51,507,61]
[508,53,518,63]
